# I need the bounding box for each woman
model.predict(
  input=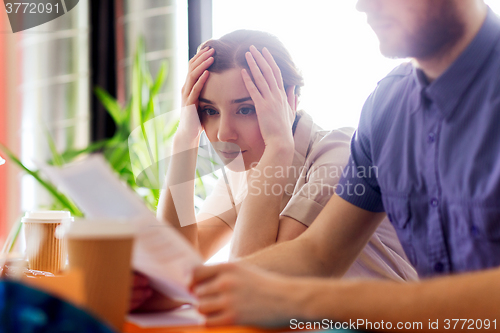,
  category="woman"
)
[131,30,416,311]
